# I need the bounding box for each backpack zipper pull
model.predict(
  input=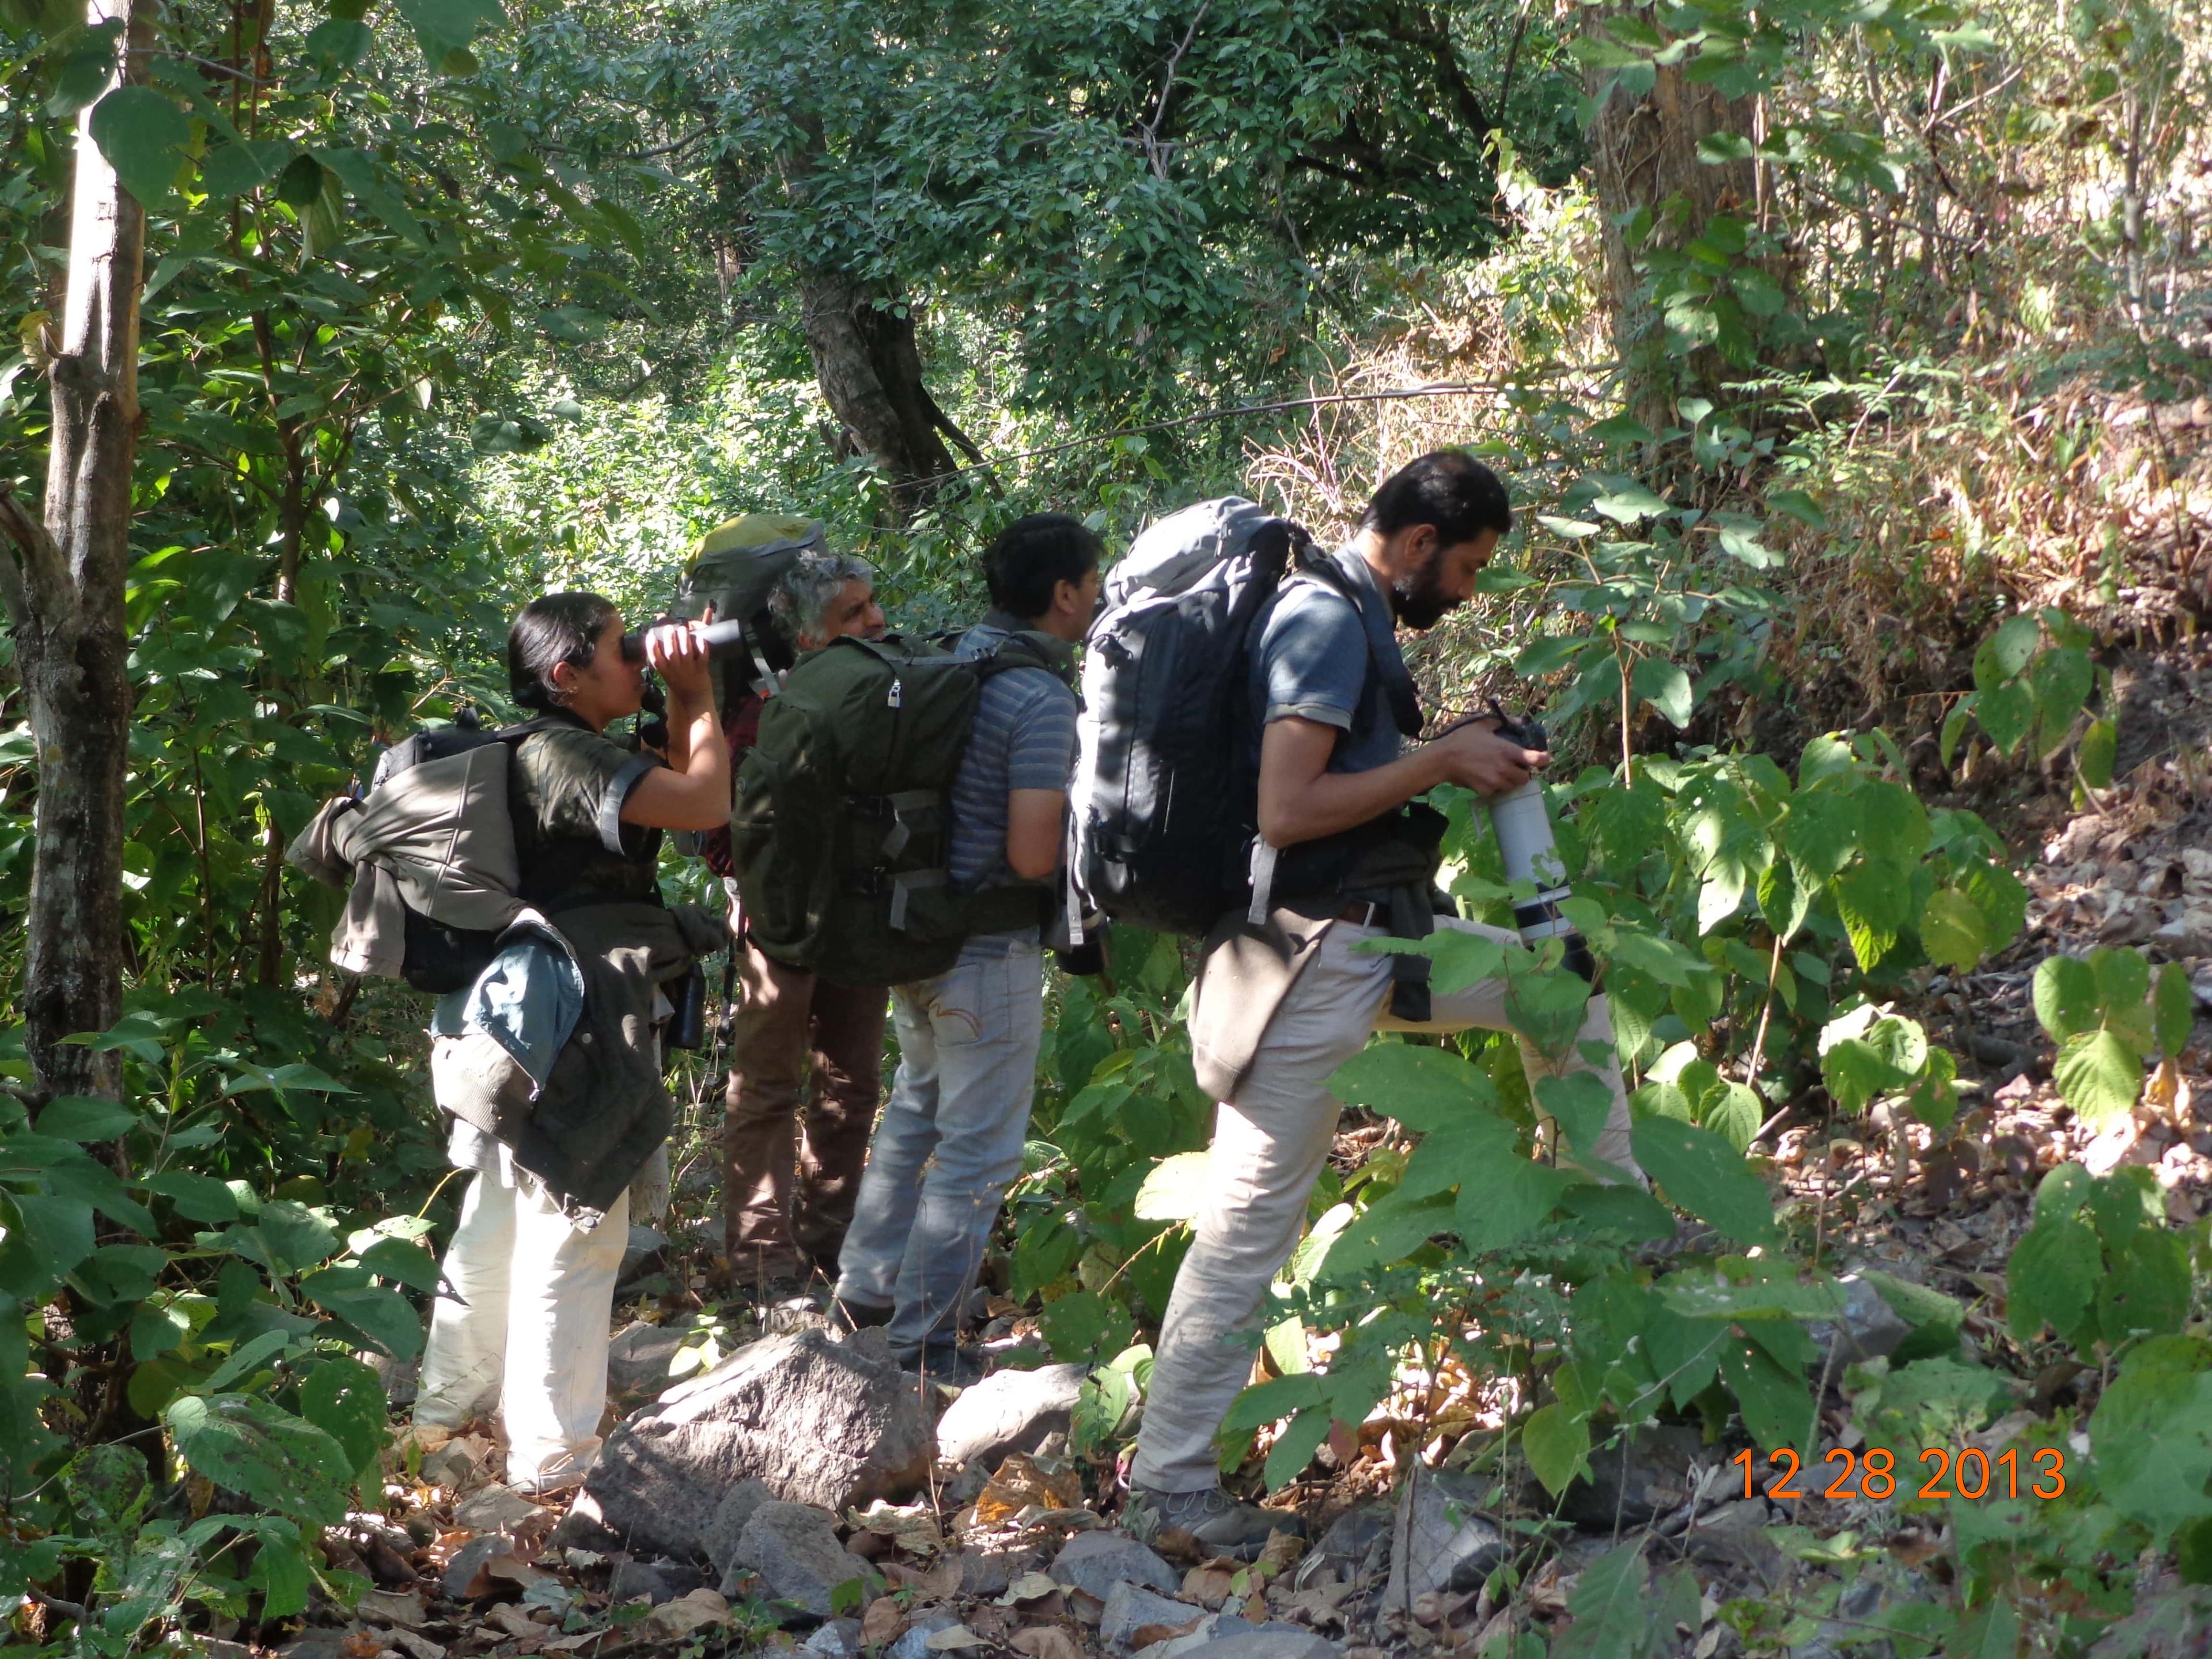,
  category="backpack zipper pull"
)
[887,678,903,710]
